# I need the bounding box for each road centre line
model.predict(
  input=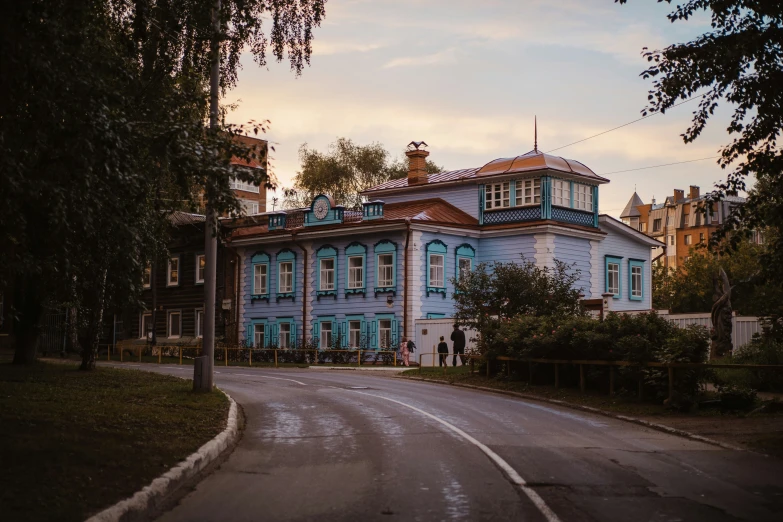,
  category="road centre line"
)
[347,390,561,522]
[232,373,307,386]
